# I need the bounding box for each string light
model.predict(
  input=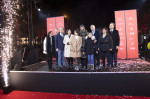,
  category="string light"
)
[1,0,18,87]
